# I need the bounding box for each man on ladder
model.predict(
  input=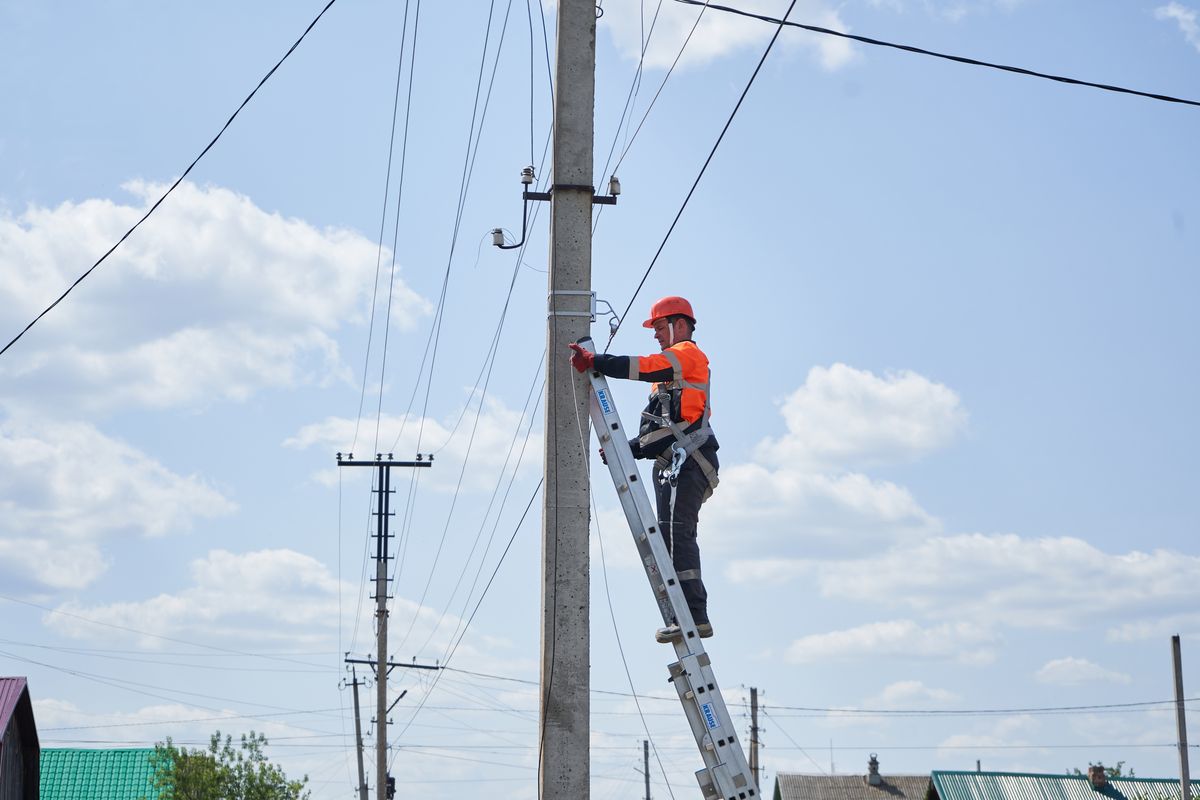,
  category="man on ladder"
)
[569,296,719,643]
